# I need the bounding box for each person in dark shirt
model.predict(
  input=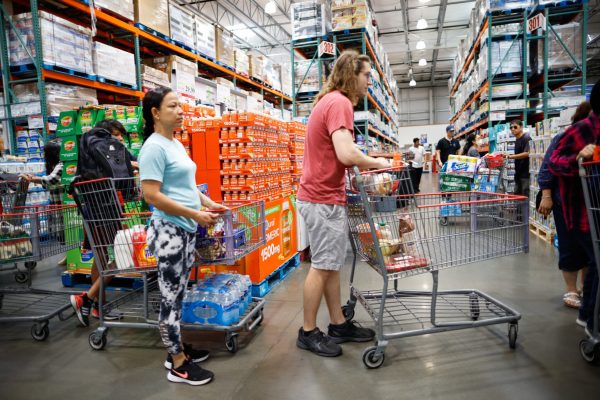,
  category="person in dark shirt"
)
[436,125,460,168]
[507,120,530,197]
